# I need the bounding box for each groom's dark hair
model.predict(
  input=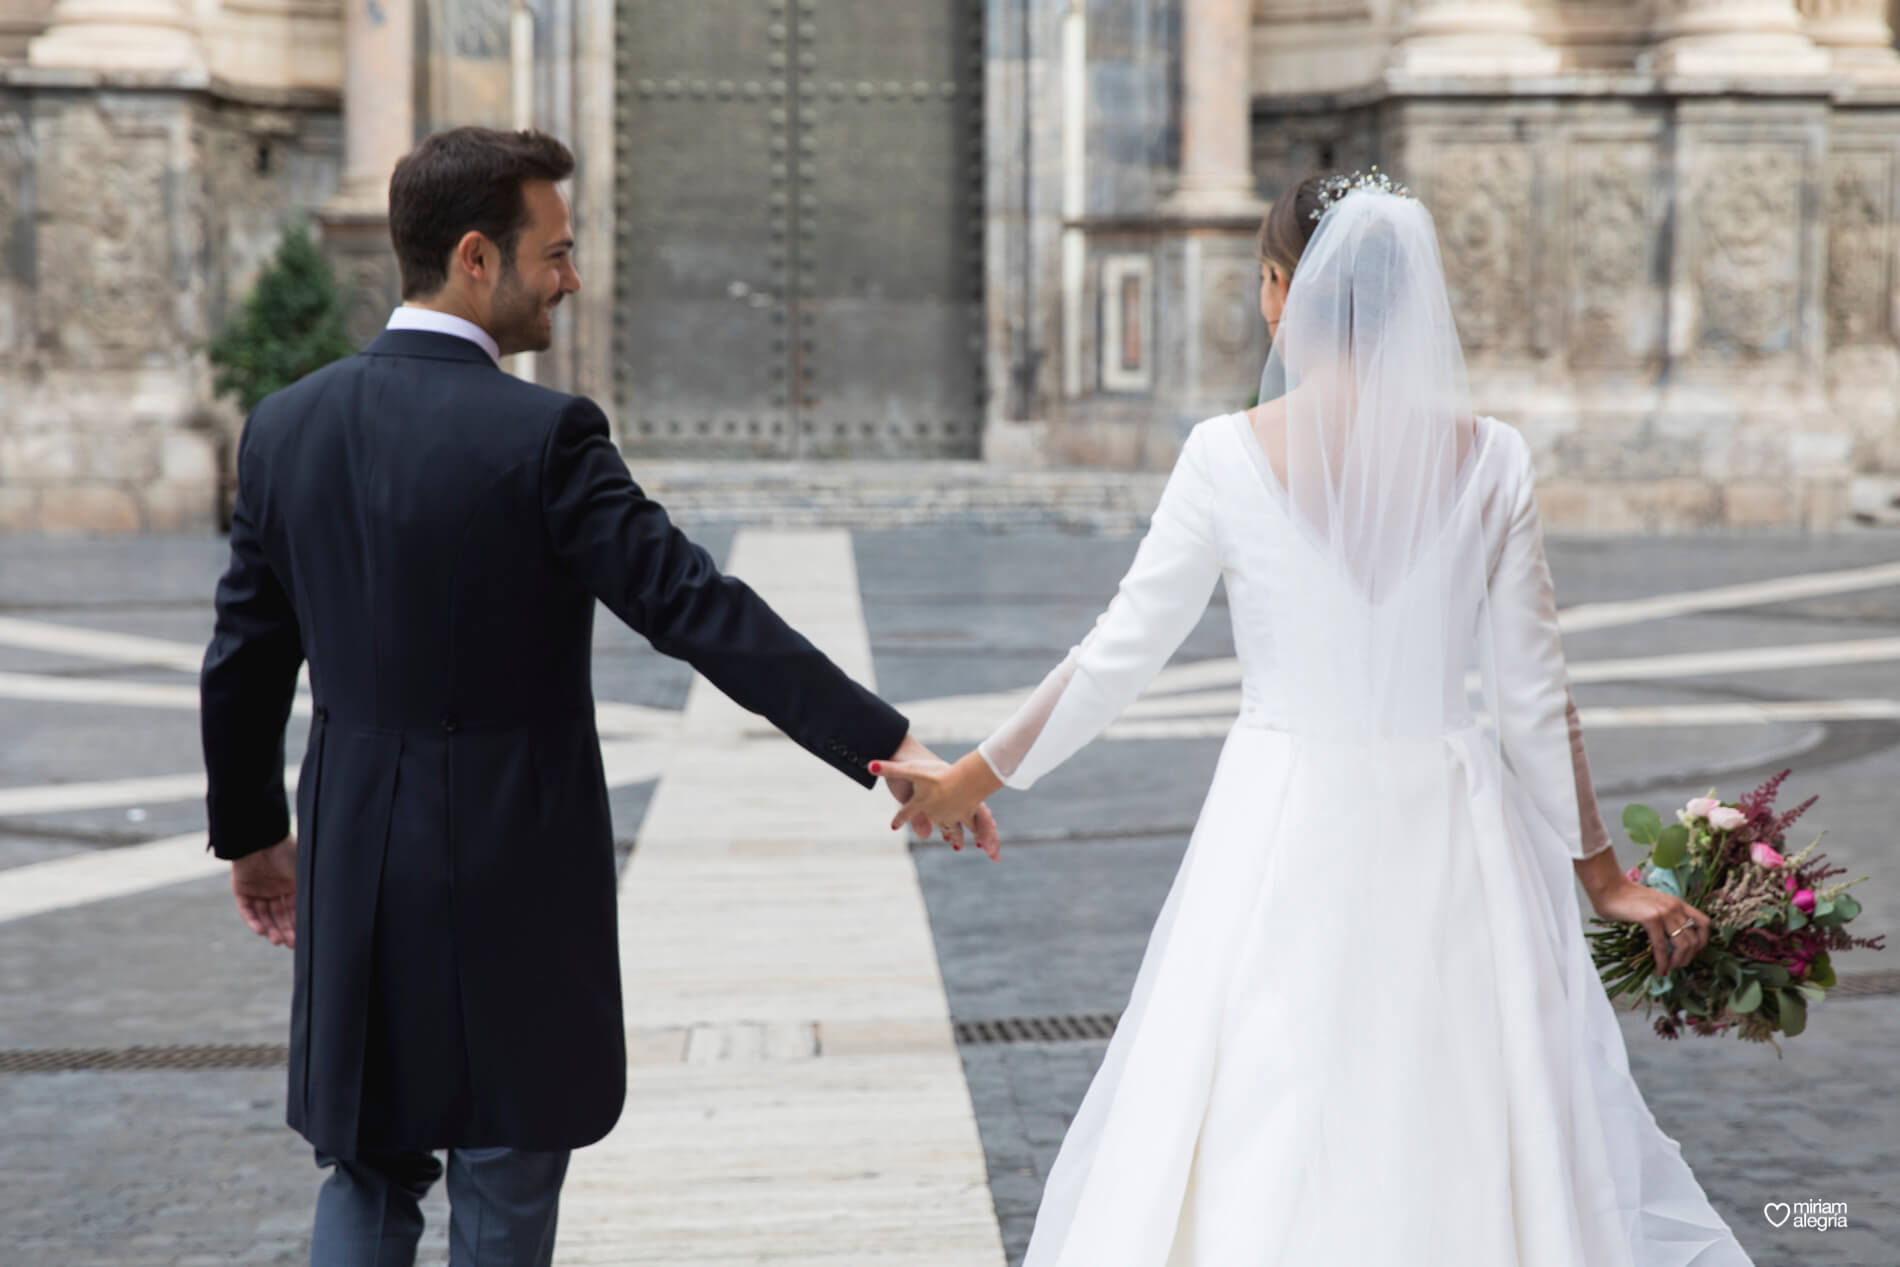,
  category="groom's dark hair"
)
[389,126,576,299]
